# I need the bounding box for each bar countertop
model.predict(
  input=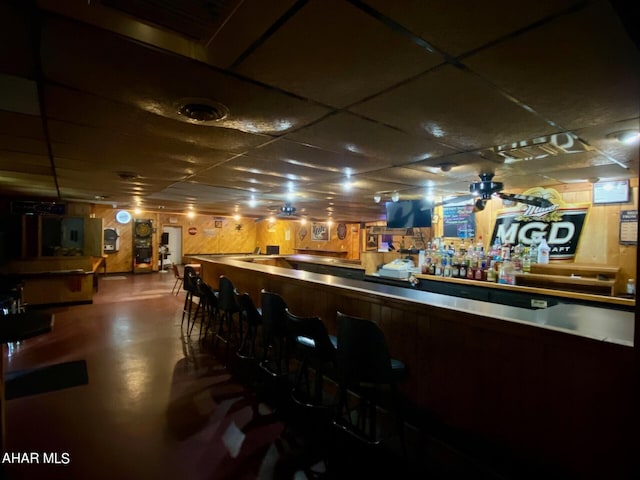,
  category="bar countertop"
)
[193,255,635,347]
